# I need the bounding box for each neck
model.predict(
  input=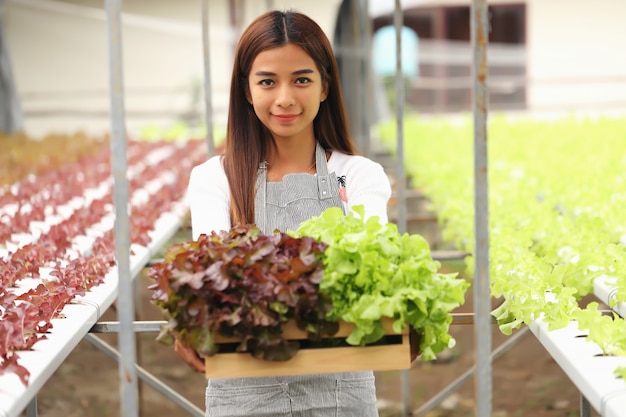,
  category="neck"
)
[267,138,316,165]
[265,141,317,182]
